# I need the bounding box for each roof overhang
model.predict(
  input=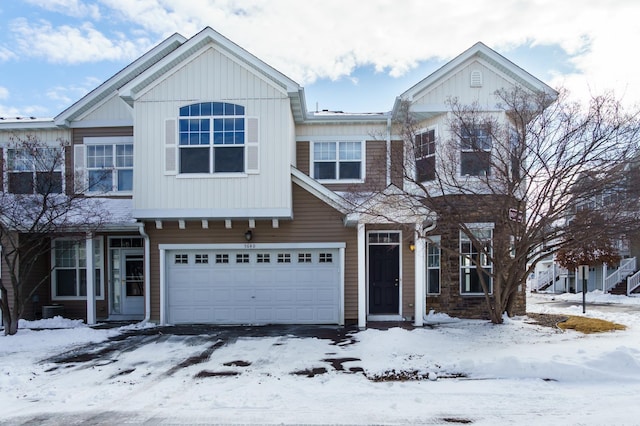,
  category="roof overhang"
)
[53,33,187,127]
